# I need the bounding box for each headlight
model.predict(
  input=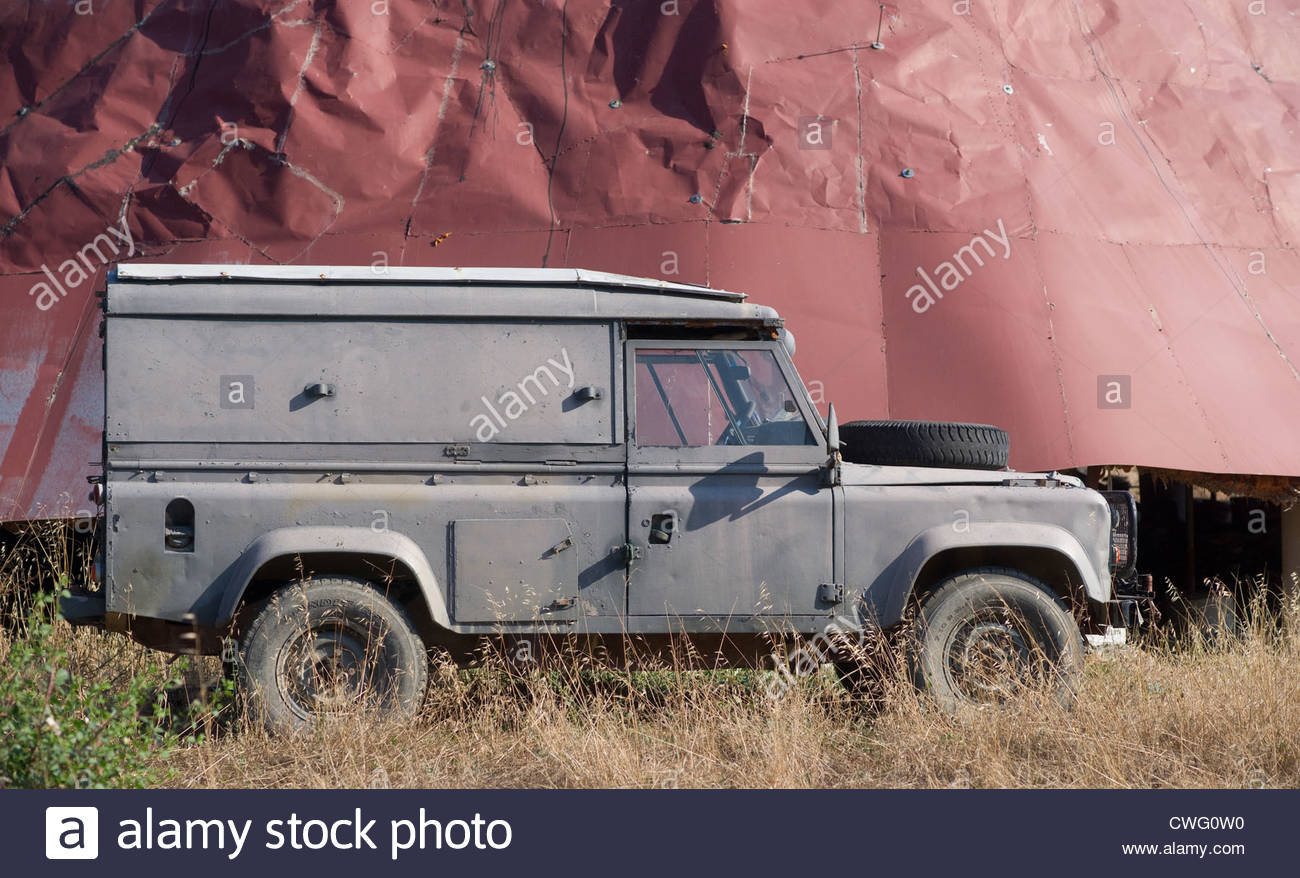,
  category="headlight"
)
[1101,490,1137,577]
